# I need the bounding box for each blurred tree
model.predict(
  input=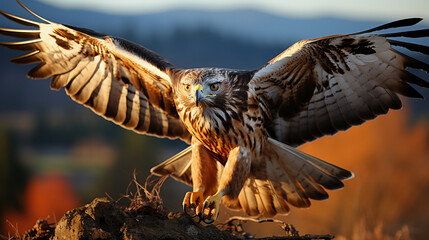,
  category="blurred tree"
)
[89,131,165,203]
[0,127,28,234]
